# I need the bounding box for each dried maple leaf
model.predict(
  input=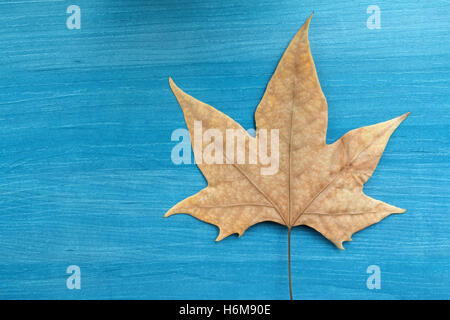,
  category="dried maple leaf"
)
[165,14,409,299]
